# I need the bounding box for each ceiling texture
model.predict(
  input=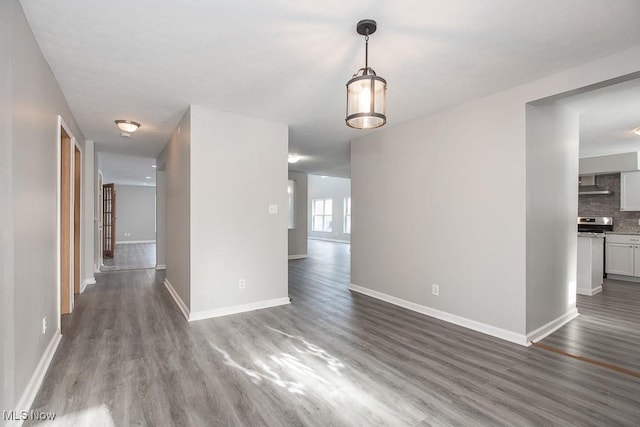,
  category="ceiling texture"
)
[19,0,640,179]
